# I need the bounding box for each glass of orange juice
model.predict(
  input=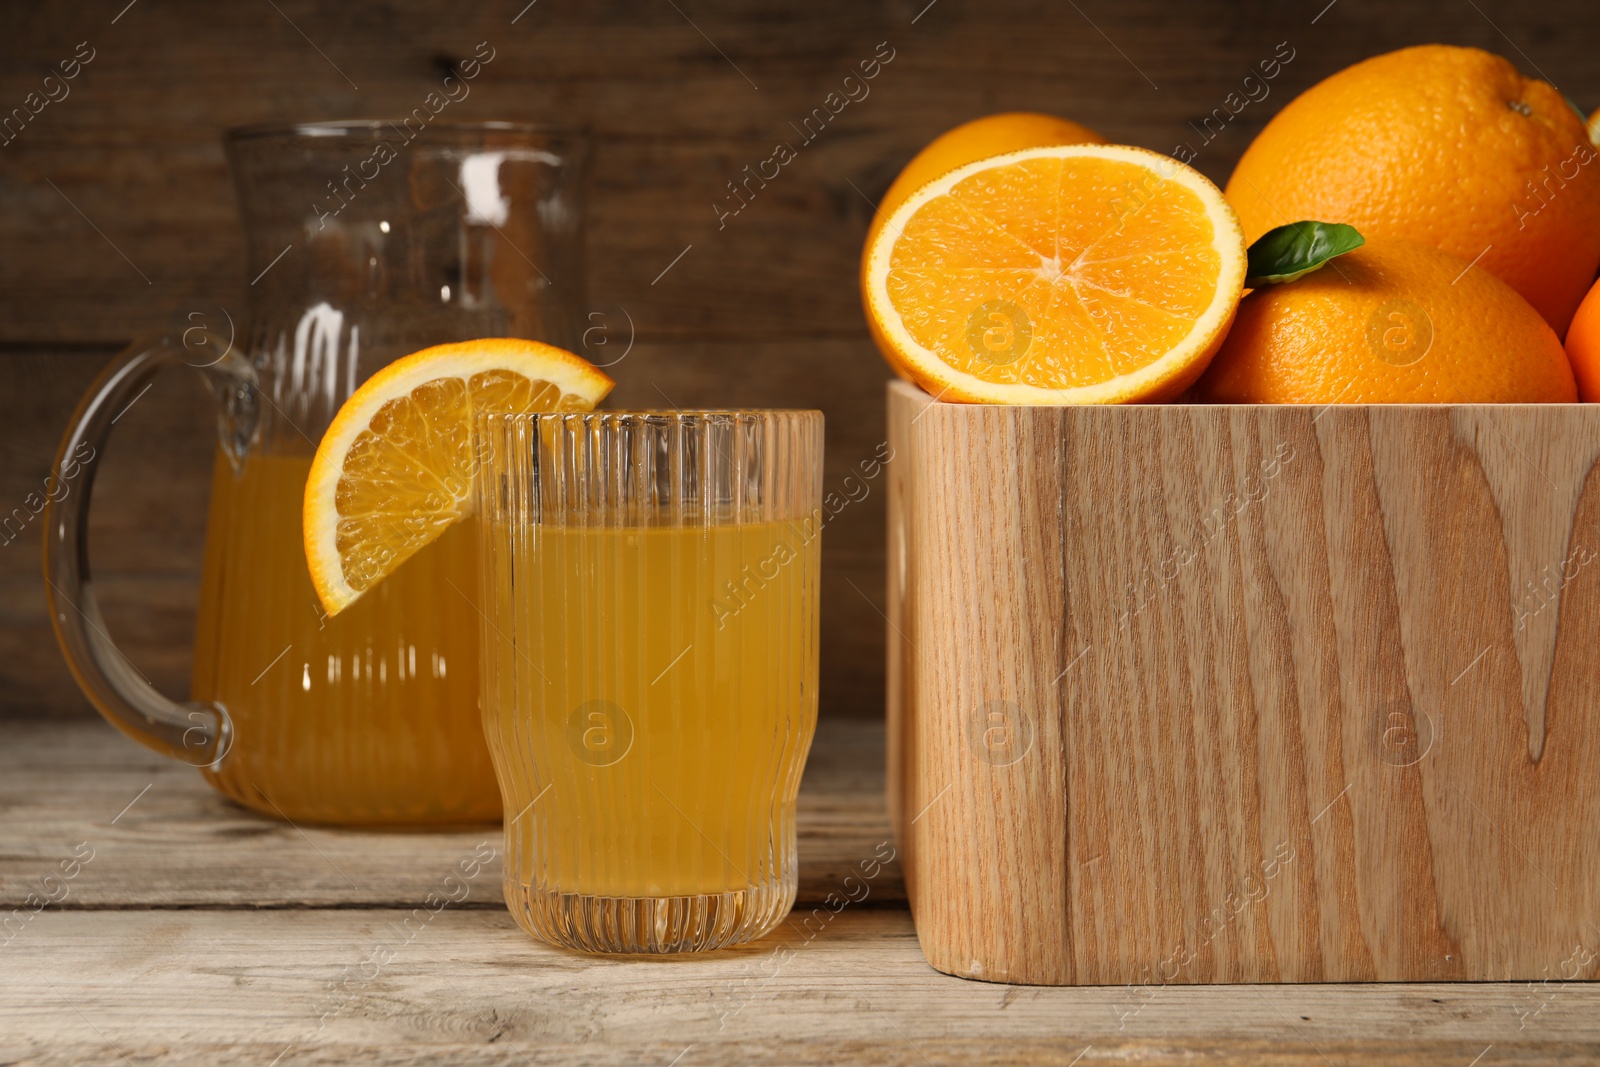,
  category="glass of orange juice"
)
[474,409,823,952]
